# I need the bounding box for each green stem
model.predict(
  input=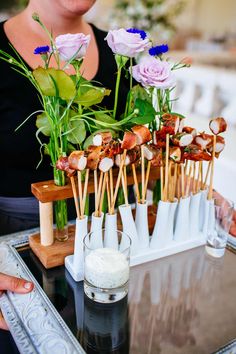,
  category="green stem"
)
[113,66,122,119]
